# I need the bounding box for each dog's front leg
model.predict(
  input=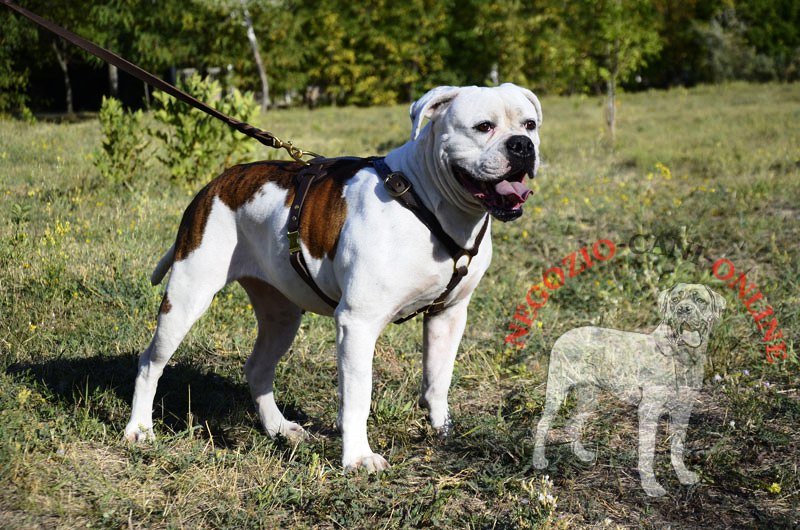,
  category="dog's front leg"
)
[638,394,667,497]
[335,308,389,472]
[669,395,700,486]
[419,299,469,436]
